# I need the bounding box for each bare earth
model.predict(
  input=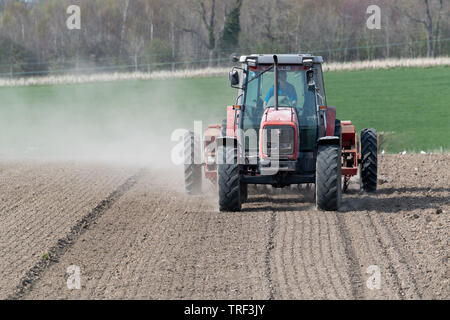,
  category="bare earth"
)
[0,154,448,300]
